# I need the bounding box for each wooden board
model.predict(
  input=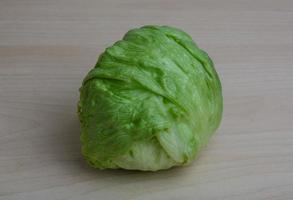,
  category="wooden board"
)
[0,0,293,199]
